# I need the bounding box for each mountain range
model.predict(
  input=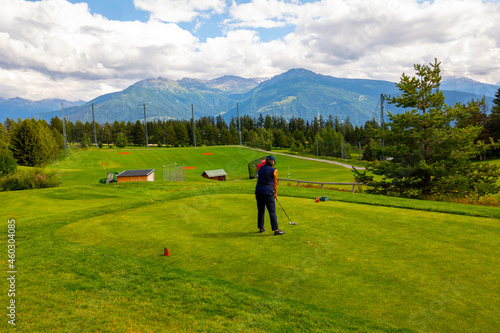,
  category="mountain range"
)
[1,69,498,126]
[0,97,84,122]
